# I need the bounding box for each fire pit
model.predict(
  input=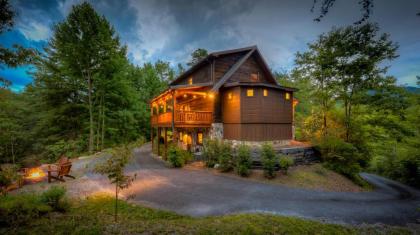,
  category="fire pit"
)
[23,166,47,183]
